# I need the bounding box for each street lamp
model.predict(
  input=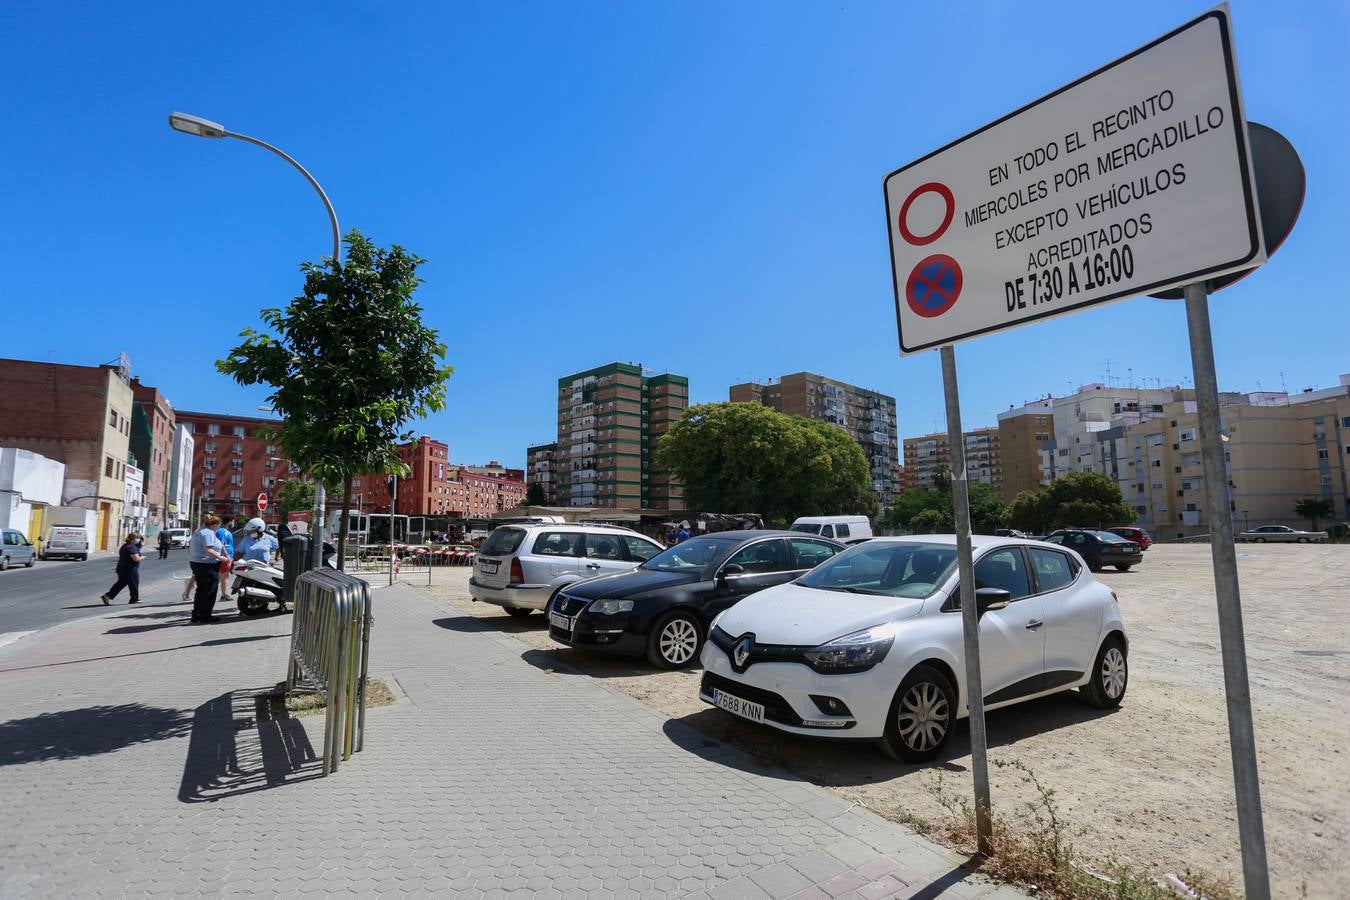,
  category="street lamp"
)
[169,110,339,569]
